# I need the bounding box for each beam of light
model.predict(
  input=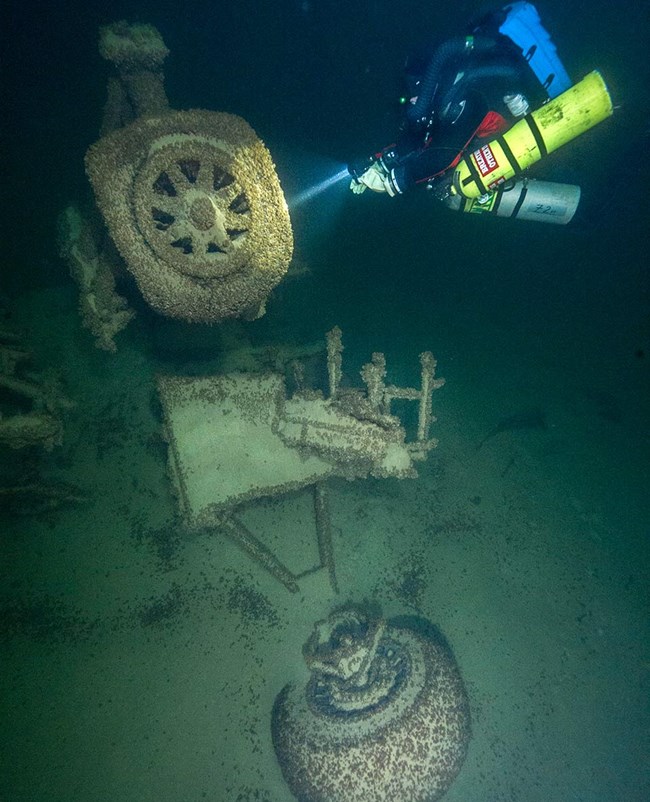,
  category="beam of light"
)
[288,165,350,210]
